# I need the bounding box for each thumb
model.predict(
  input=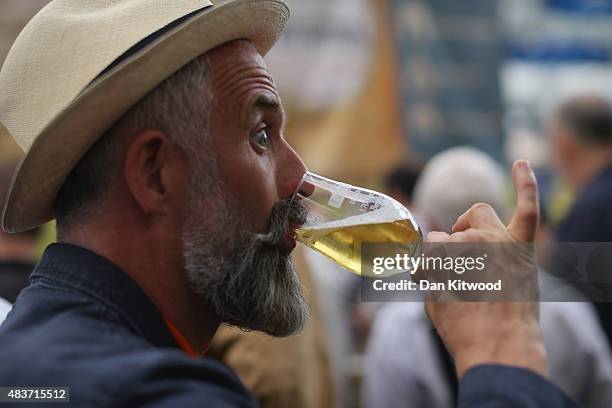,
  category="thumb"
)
[508,160,540,242]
